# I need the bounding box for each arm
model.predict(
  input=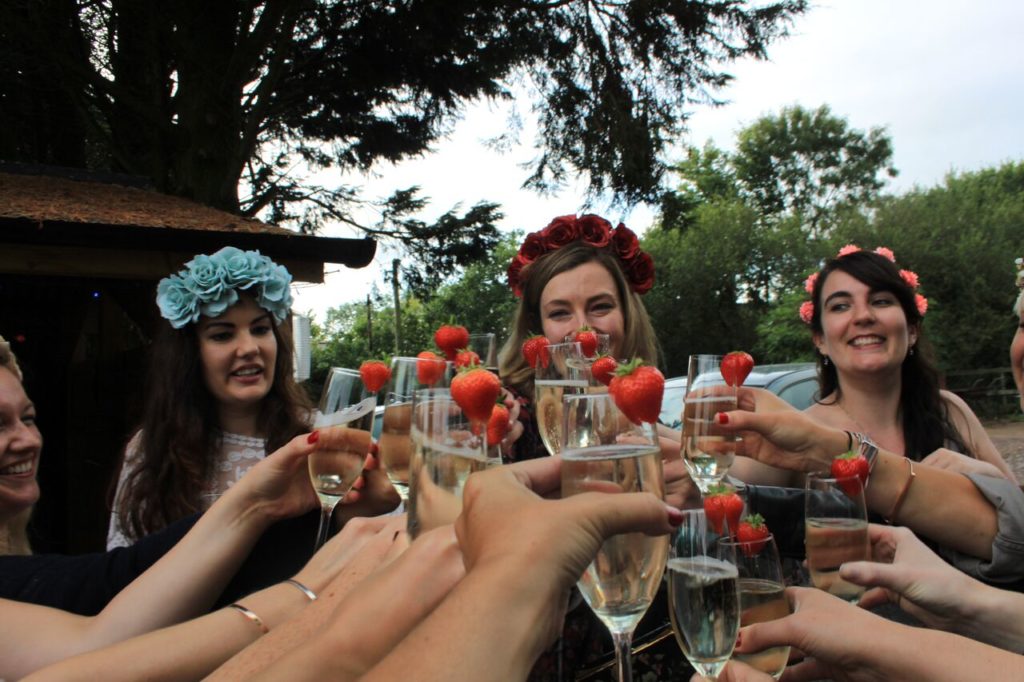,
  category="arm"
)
[24,515,400,682]
[208,515,408,680]
[363,458,680,682]
[941,390,1018,482]
[0,432,318,680]
[736,587,1024,682]
[719,391,998,559]
[841,524,1024,653]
